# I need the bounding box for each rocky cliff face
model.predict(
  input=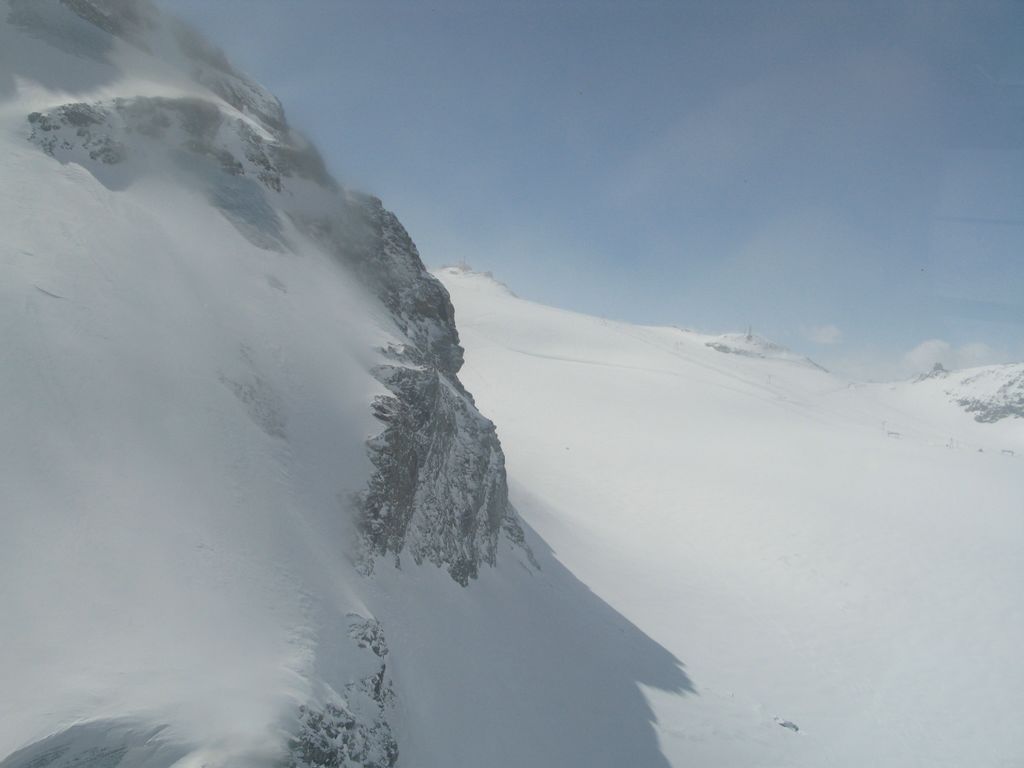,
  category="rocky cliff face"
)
[288,617,399,768]
[12,0,525,585]
[3,1,534,763]
[289,197,527,584]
